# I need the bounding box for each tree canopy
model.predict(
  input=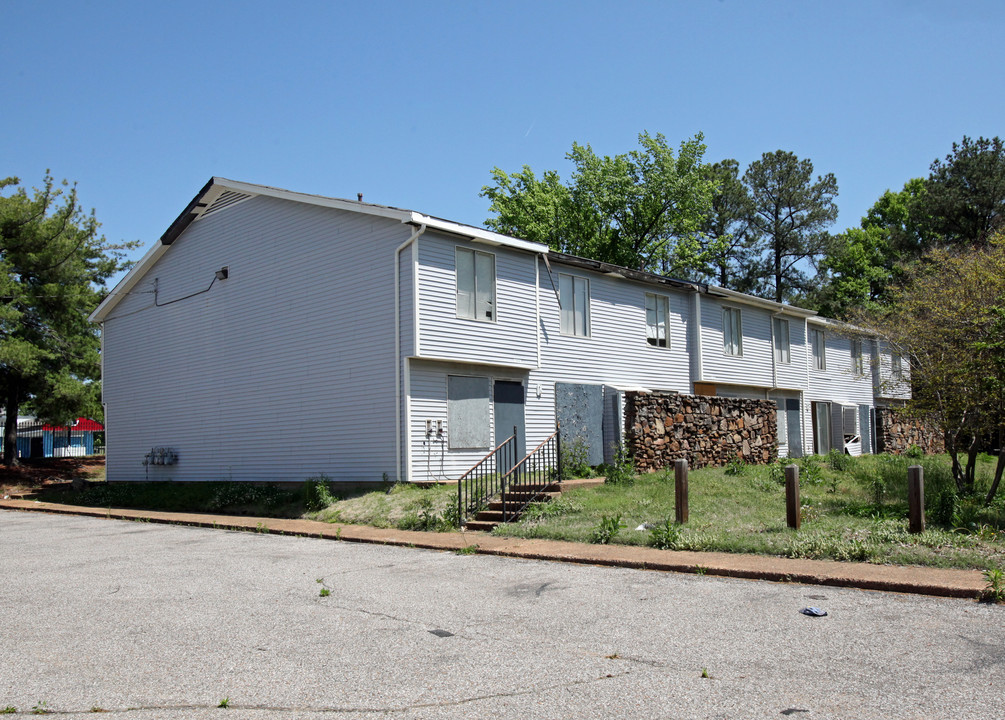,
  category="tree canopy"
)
[858,239,1005,501]
[741,151,838,303]
[1,174,133,464]
[481,132,719,276]
[915,135,1005,247]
